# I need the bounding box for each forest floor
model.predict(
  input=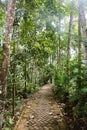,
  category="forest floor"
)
[14,84,67,130]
